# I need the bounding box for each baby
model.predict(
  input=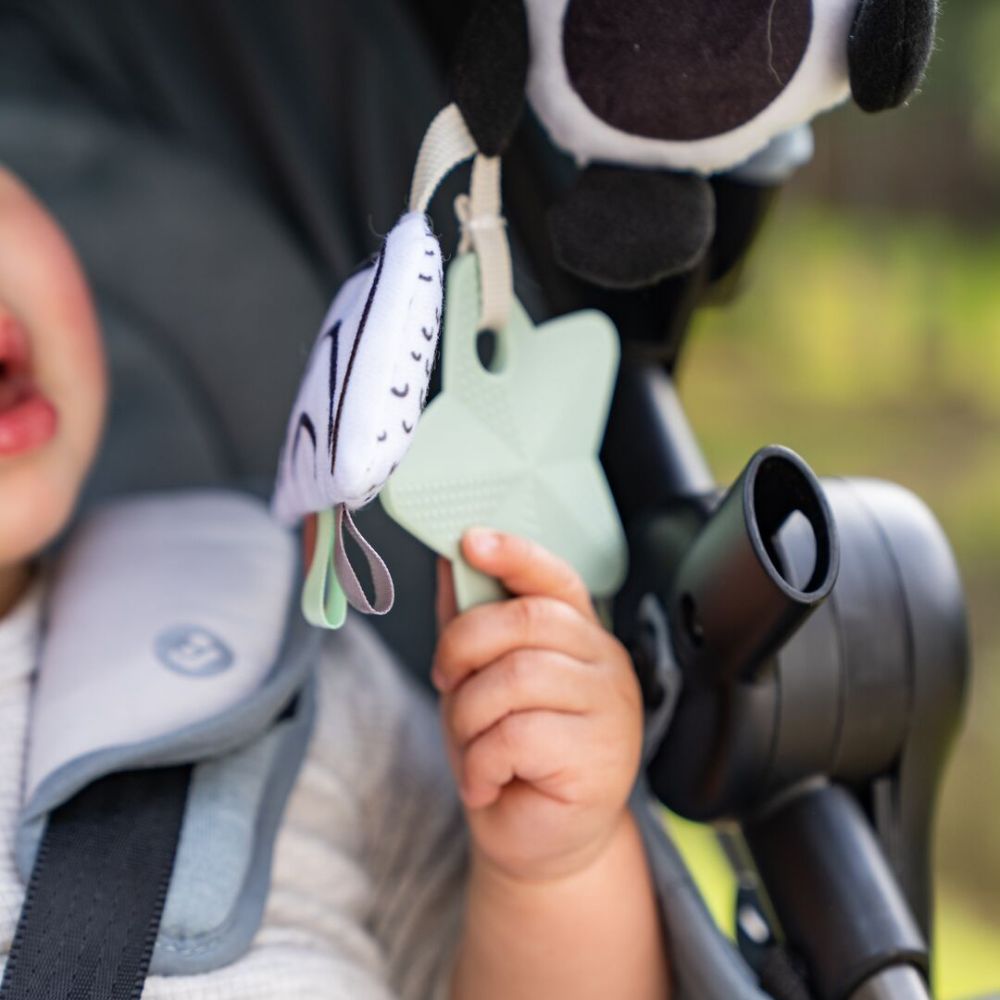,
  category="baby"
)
[0,166,669,999]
